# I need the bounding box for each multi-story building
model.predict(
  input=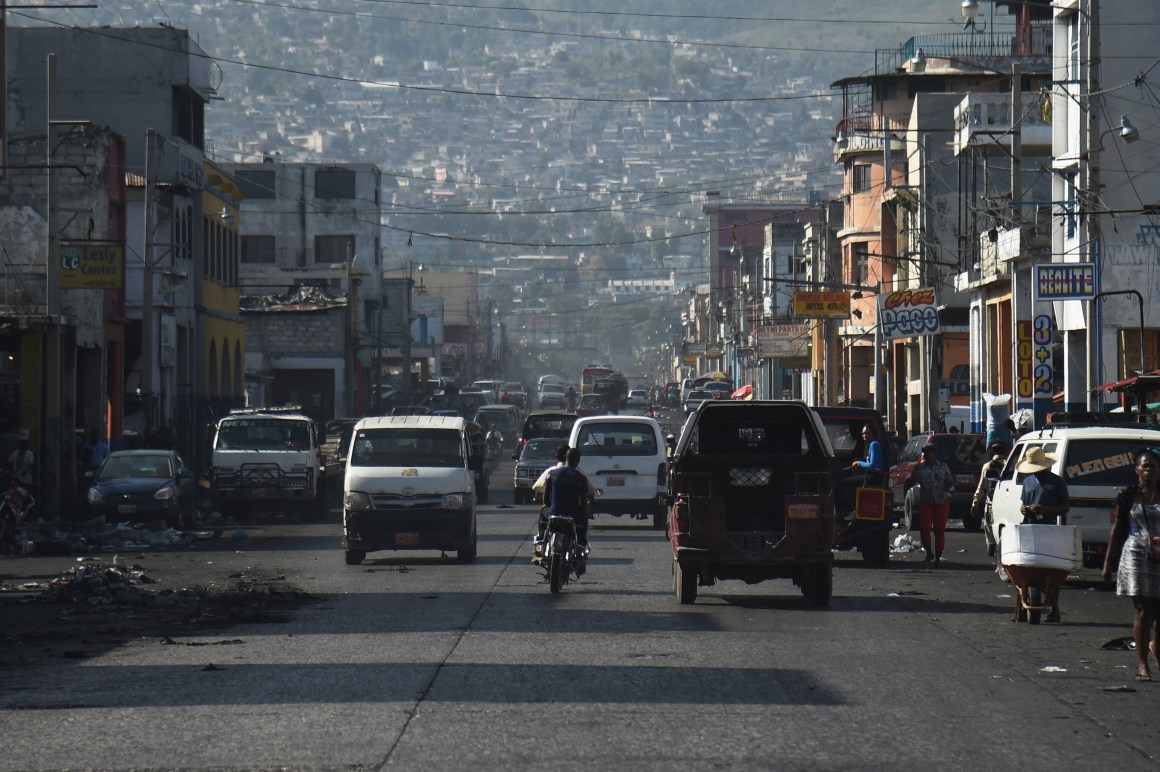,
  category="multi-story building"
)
[227,160,382,416]
[832,2,1052,433]
[1048,1,1160,410]
[6,25,233,509]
